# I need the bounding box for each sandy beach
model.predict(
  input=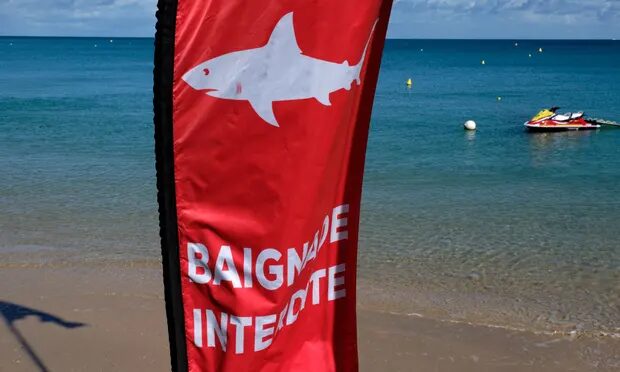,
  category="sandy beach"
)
[1,256,618,371]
